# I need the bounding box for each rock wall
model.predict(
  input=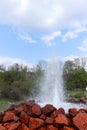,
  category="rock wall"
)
[0,100,87,130]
